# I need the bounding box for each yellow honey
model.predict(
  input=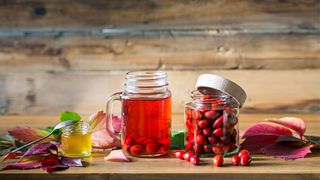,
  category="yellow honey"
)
[61,121,92,157]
